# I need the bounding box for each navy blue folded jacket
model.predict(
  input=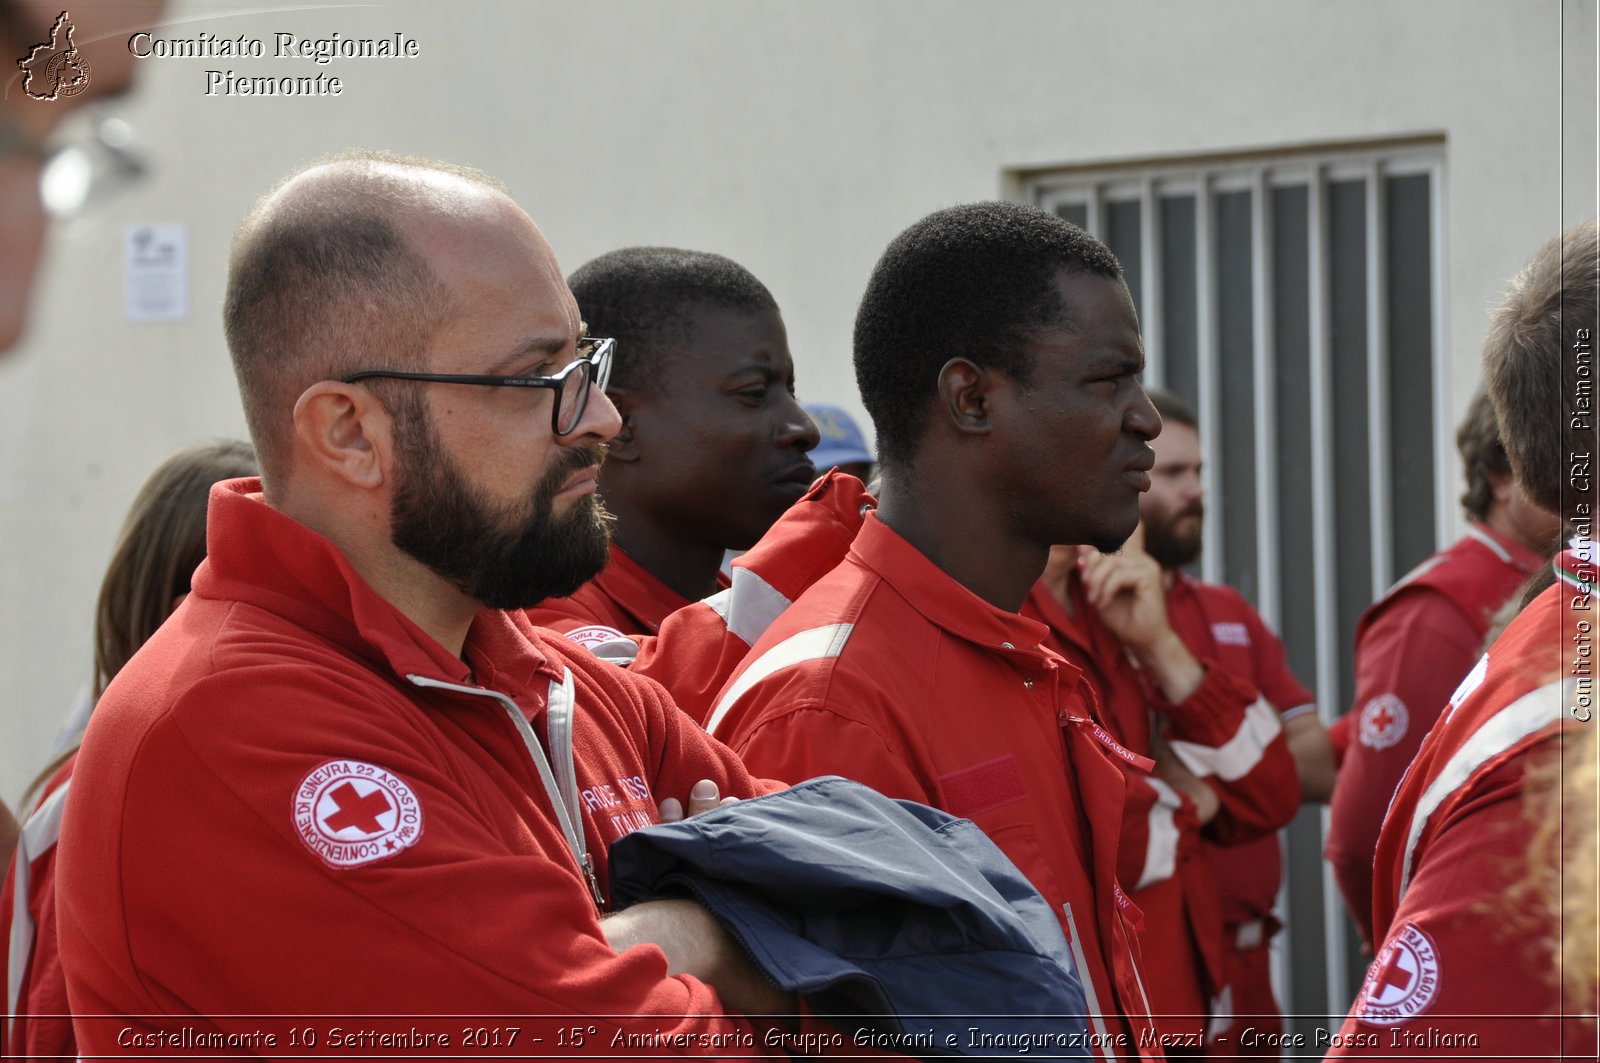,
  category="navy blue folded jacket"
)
[609,776,1090,1058]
